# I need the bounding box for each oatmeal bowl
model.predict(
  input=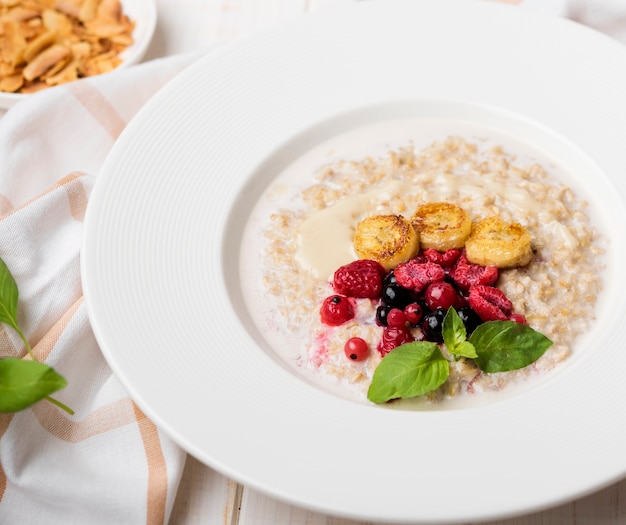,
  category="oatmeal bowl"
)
[238,102,612,411]
[82,0,626,522]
